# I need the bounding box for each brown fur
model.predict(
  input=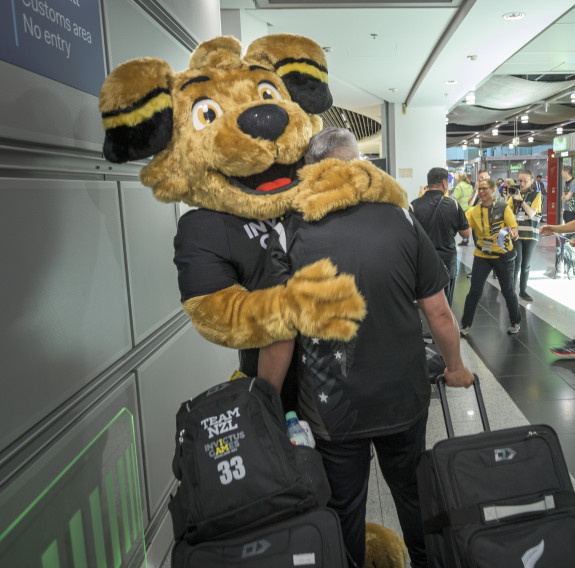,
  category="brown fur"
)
[99,34,406,349]
[294,158,408,221]
[365,523,408,568]
[183,259,366,348]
